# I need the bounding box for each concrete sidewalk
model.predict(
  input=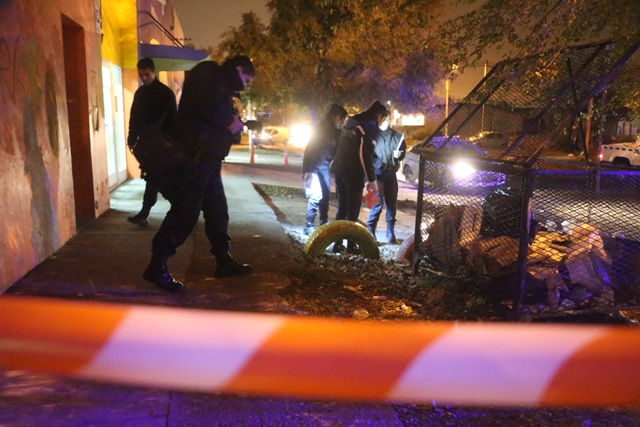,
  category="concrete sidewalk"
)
[1,170,404,426]
[6,171,300,310]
